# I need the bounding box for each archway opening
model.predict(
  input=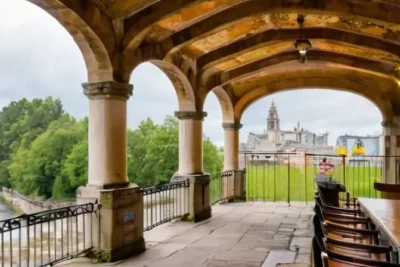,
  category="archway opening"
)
[0,1,88,204]
[240,89,385,202]
[241,89,383,151]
